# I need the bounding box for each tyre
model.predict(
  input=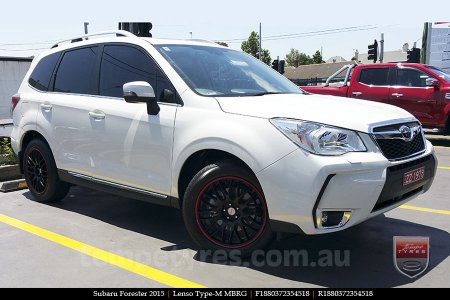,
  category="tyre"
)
[23,139,70,203]
[182,161,273,256]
